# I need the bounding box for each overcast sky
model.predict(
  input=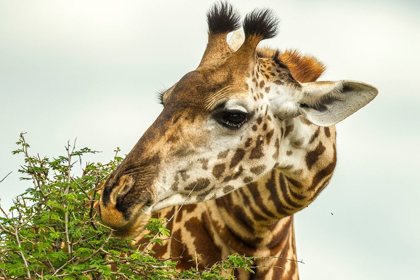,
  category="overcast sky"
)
[1,0,419,279]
